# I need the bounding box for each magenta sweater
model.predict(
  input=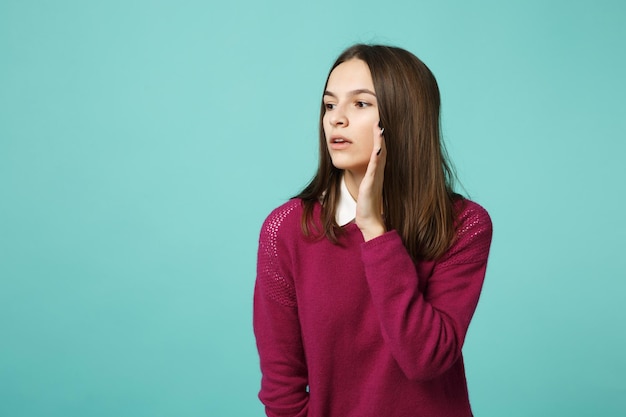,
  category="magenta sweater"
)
[254,198,492,417]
